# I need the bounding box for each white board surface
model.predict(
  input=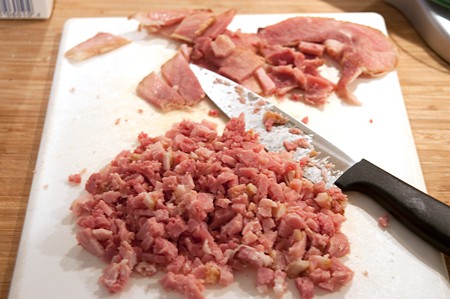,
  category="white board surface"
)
[8,13,450,299]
